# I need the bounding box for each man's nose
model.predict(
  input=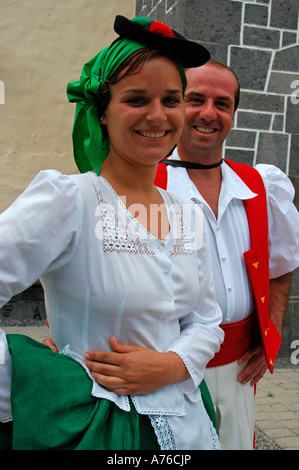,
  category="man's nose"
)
[199,102,217,121]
